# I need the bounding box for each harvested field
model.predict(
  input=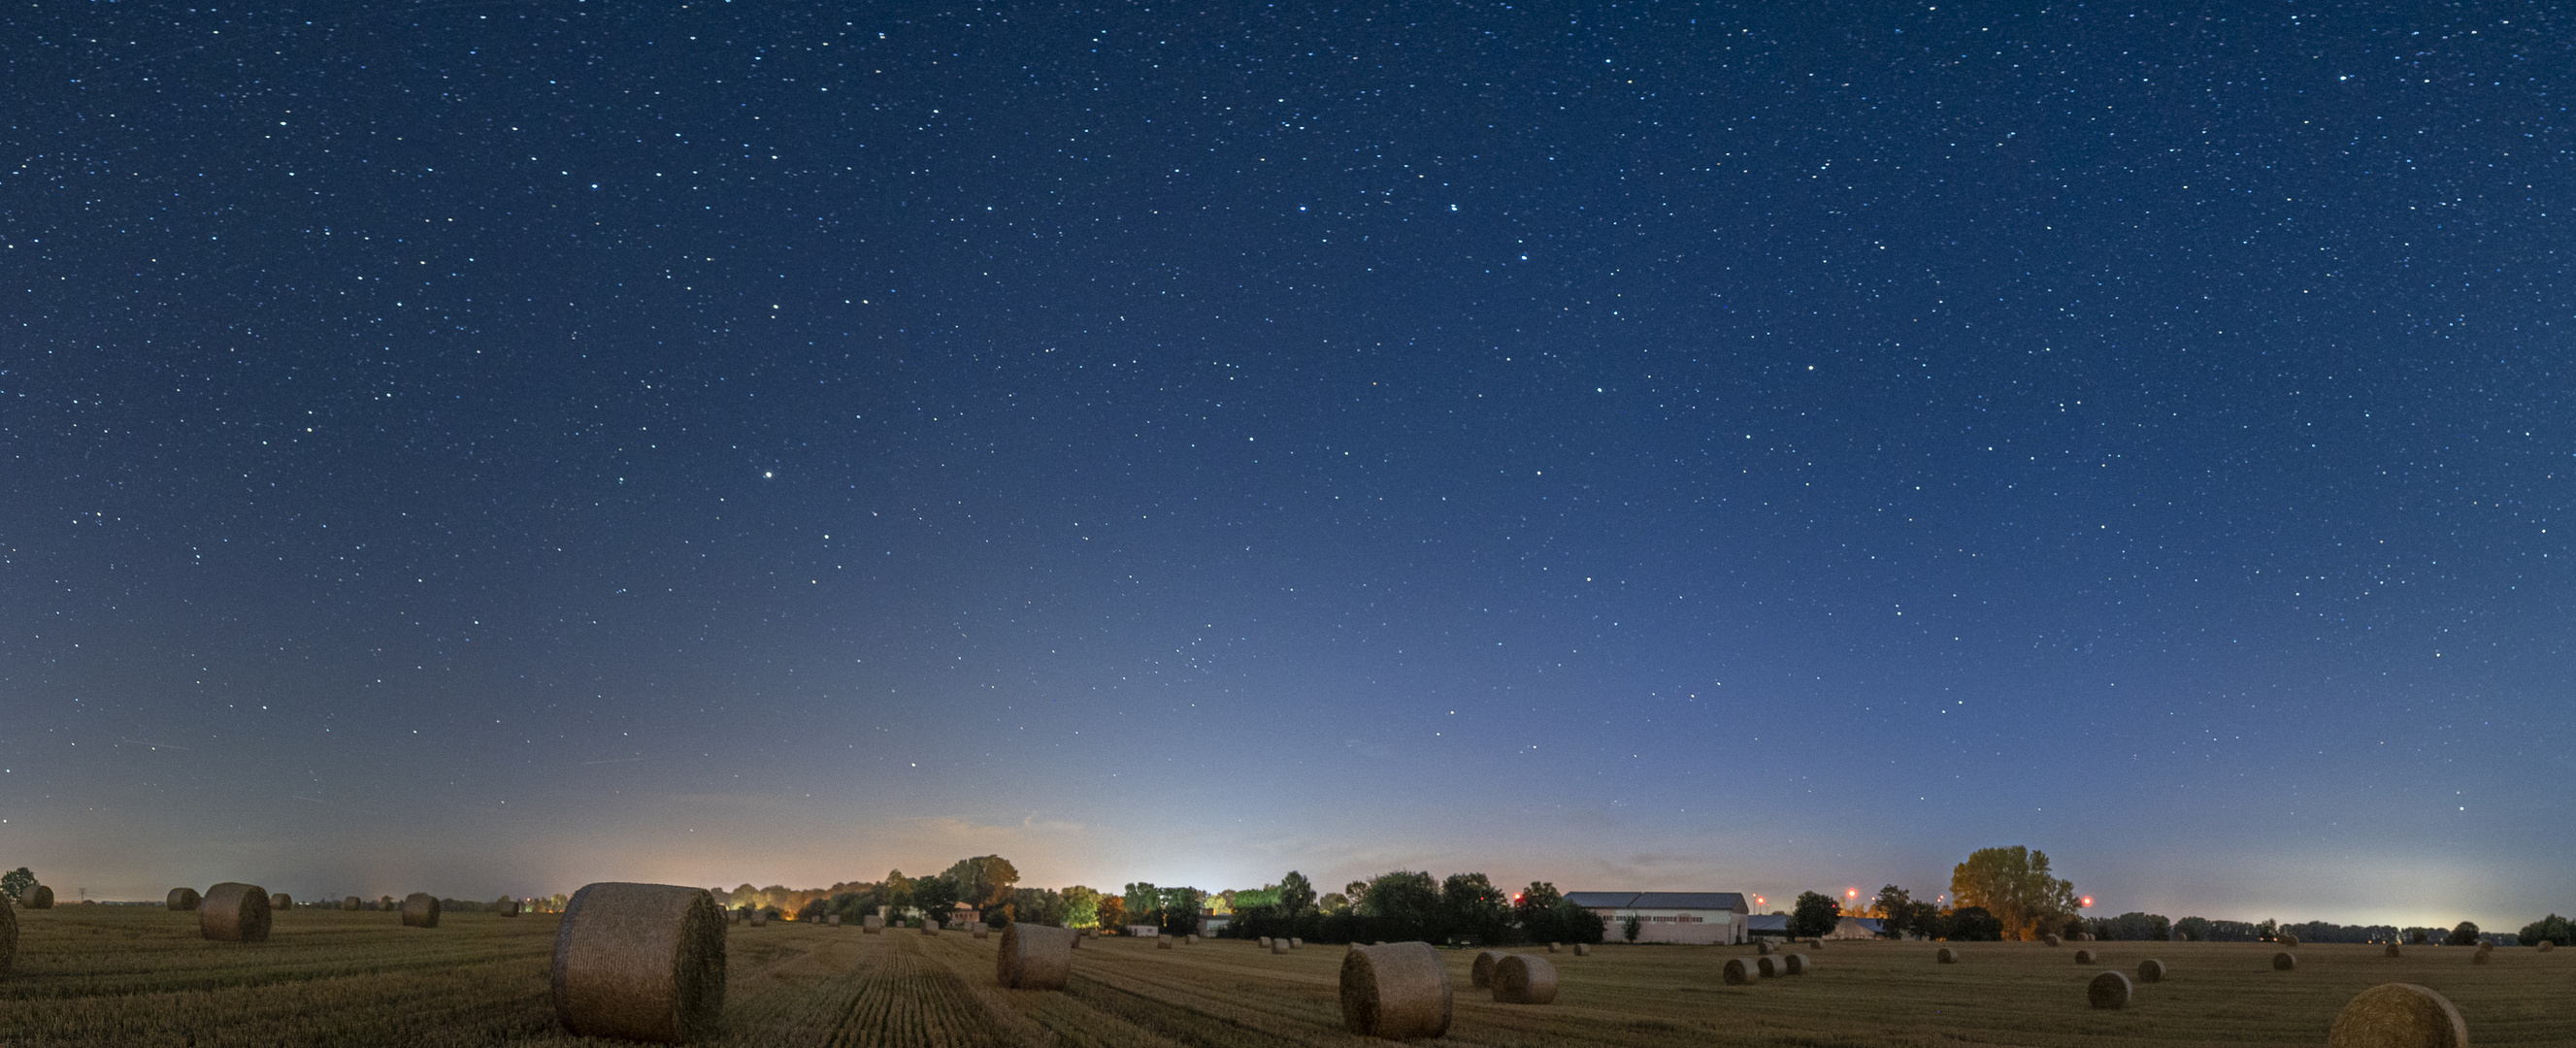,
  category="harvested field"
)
[0,918,2569,1046]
